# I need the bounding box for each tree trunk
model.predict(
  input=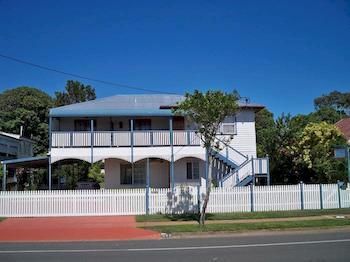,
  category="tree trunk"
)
[199,148,212,225]
[199,178,211,225]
